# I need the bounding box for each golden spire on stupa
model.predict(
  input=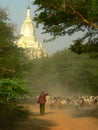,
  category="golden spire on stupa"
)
[17,3,47,59]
